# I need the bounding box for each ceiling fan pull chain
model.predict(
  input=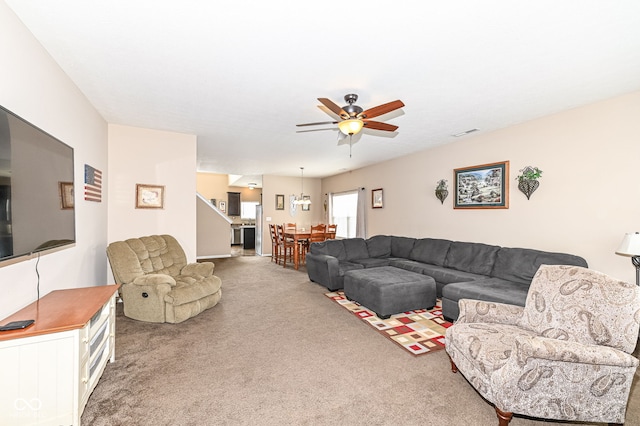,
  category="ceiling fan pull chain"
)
[349,135,353,158]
